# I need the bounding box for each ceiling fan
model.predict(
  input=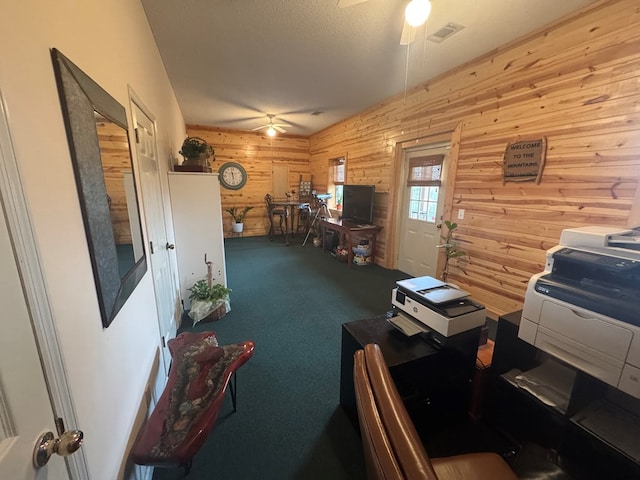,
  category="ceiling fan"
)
[252,114,291,137]
[338,0,432,45]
